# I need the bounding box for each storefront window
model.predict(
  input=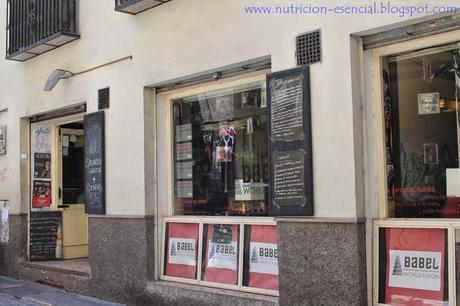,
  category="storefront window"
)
[385,44,460,218]
[172,81,269,216]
